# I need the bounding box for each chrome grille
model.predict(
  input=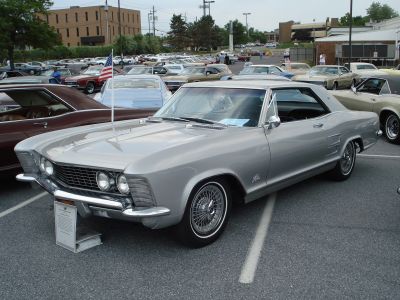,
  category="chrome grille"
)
[54,164,99,190]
